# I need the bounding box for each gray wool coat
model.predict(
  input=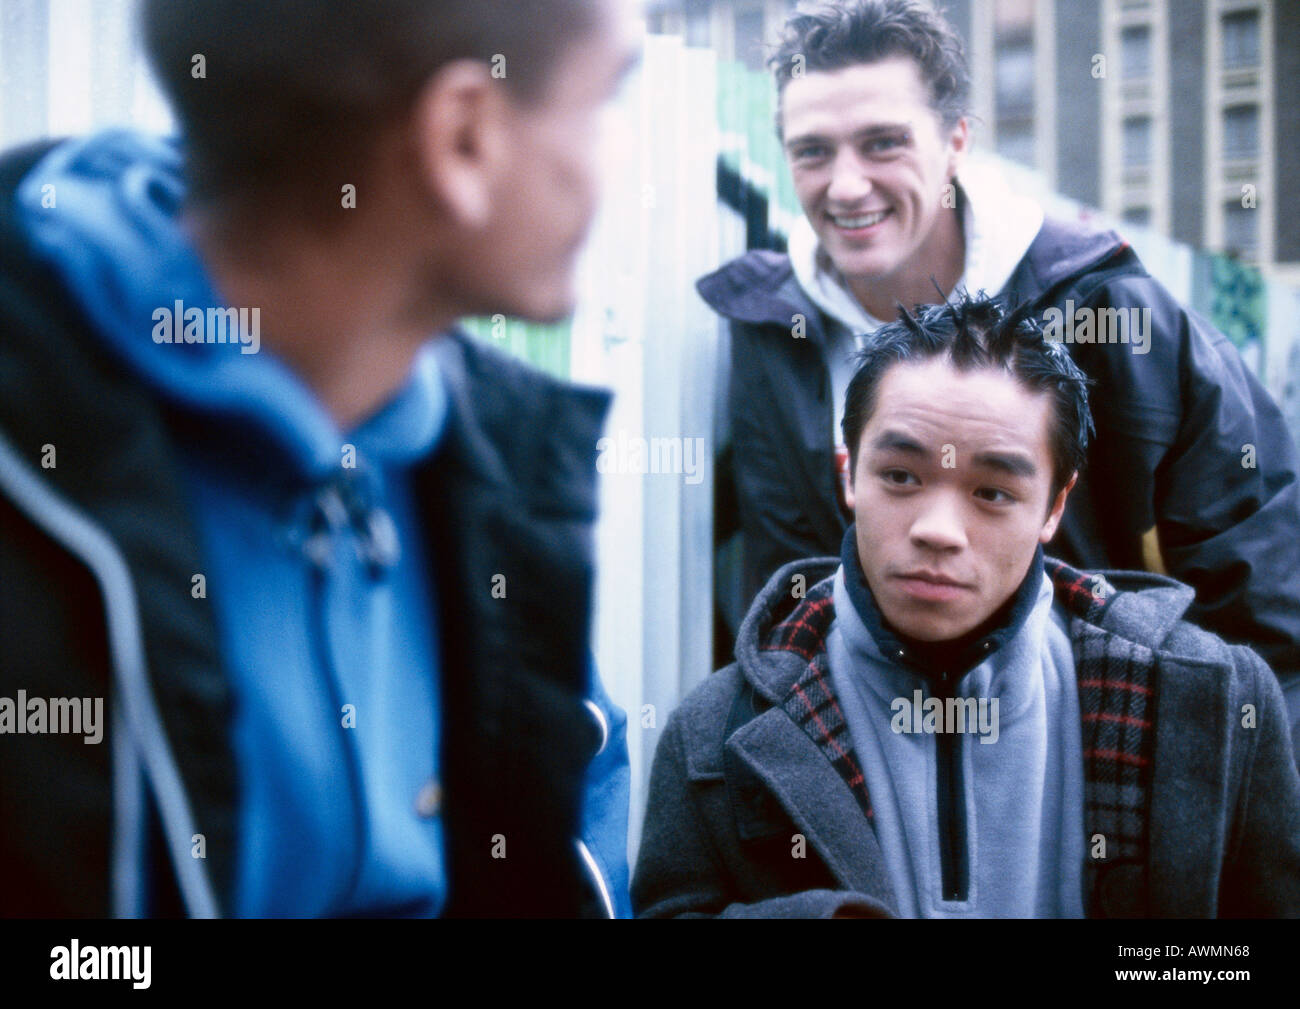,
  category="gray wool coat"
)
[632,557,1300,918]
